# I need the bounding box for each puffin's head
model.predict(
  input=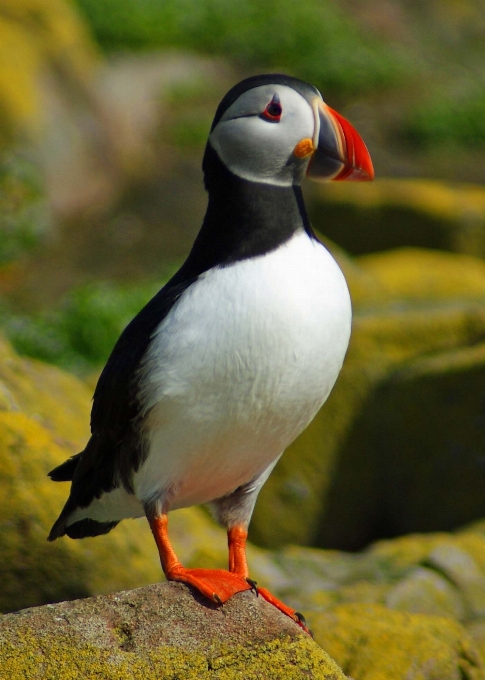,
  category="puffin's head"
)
[204,74,374,187]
